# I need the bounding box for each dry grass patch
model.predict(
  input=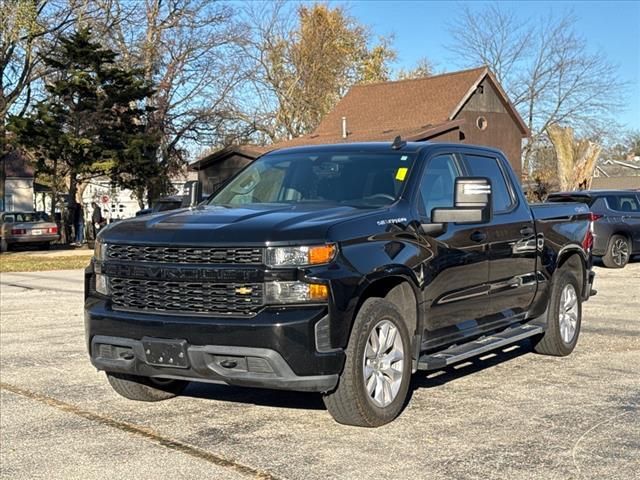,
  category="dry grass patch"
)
[0,255,91,272]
